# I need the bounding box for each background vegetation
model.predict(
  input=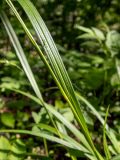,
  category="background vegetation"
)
[0,0,120,159]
